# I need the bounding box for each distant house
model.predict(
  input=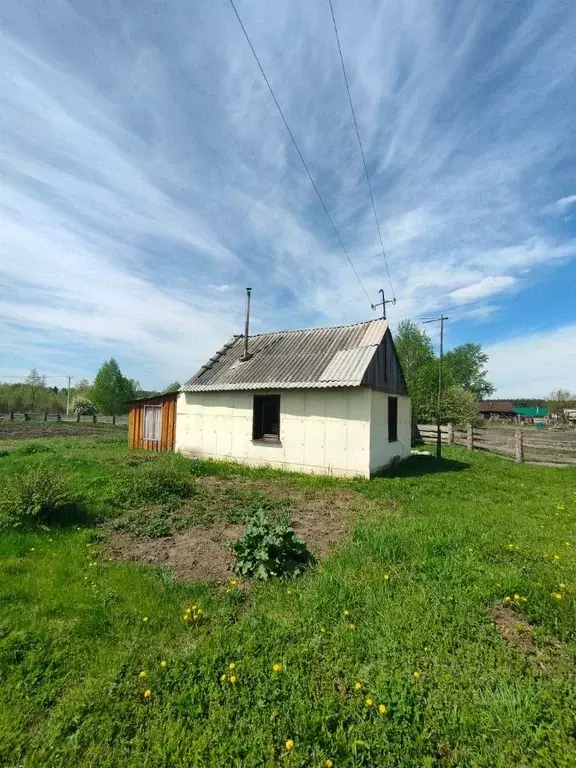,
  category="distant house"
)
[168,318,411,478]
[478,401,516,420]
[564,409,576,424]
[514,406,548,424]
